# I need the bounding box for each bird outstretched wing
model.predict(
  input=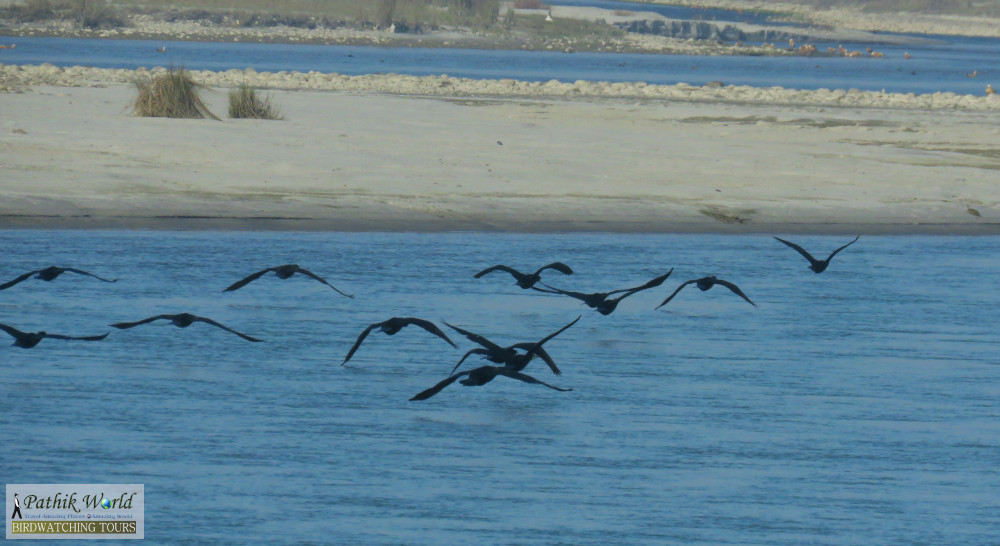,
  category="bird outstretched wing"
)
[45,332,109,342]
[826,235,861,261]
[402,318,457,348]
[509,343,560,375]
[450,348,490,375]
[341,323,378,365]
[0,270,39,290]
[532,282,592,302]
[64,268,117,283]
[192,316,263,342]
[295,267,354,298]
[530,315,580,353]
[444,322,505,353]
[497,369,573,392]
[607,269,673,297]
[0,322,28,338]
[110,315,174,329]
[473,264,522,279]
[774,237,821,268]
[655,278,697,309]
[715,279,756,307]
[513,315,580,375]
[611,270,674,303]
[535,262,574,276]
[410,371,472,401]
[223,268,275,292]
